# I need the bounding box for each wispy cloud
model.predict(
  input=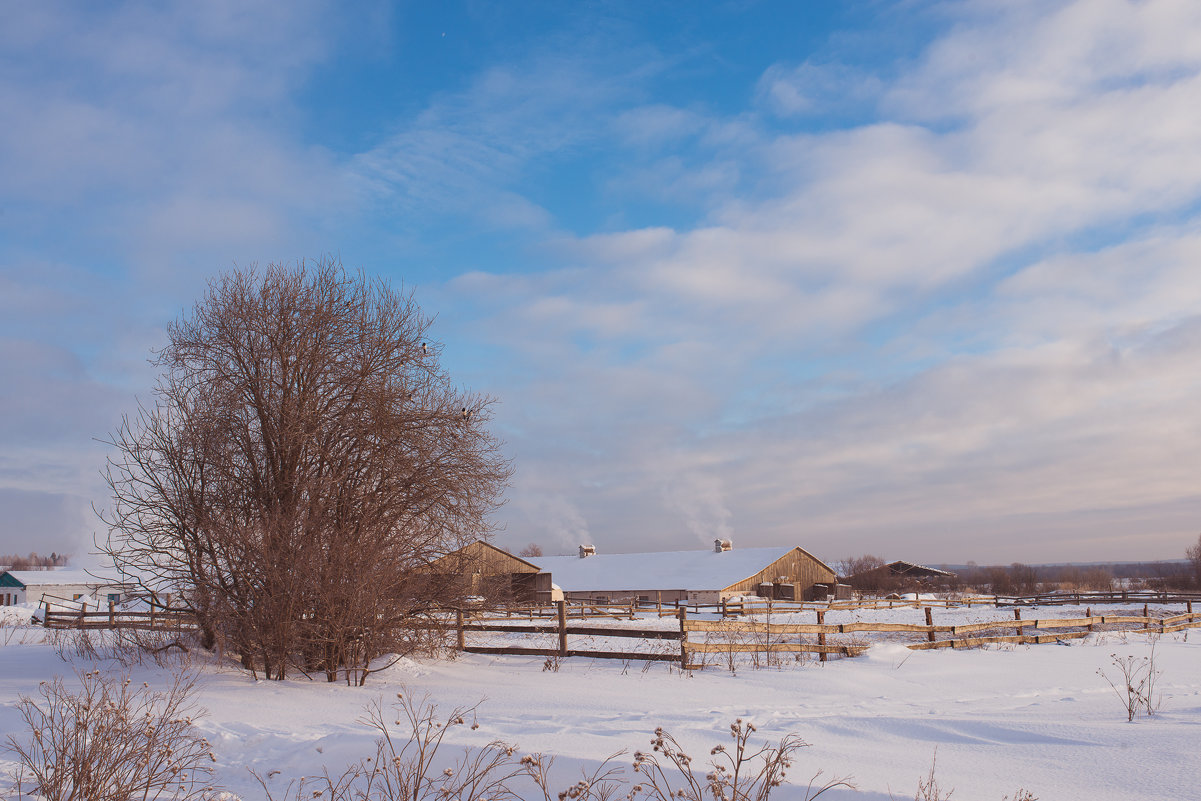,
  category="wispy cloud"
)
[438,0,1201,562]
[5,0,1200,564]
